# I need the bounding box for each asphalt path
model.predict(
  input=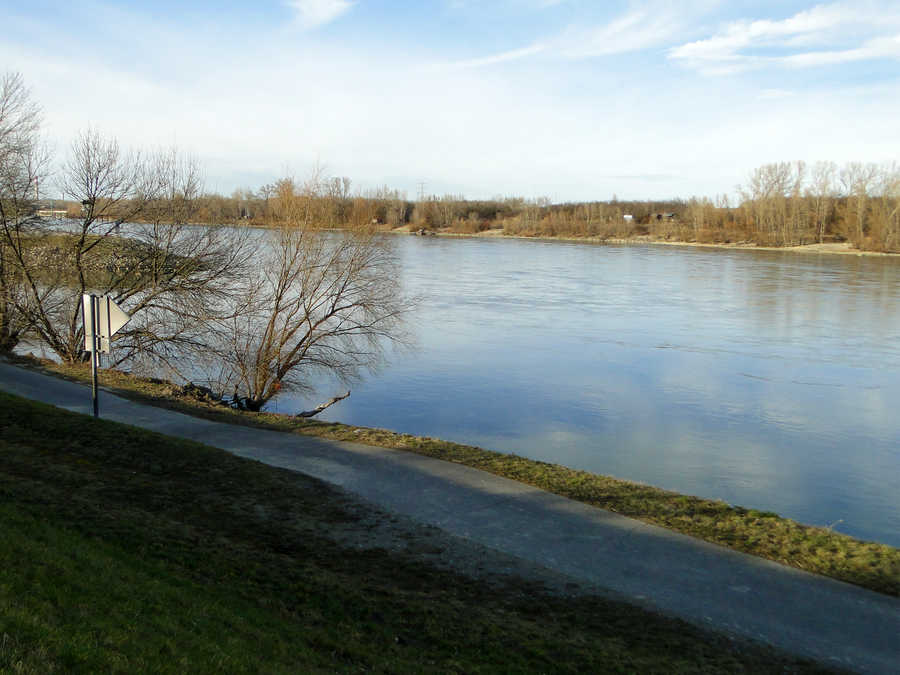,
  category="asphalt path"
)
[1,361,898,673]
